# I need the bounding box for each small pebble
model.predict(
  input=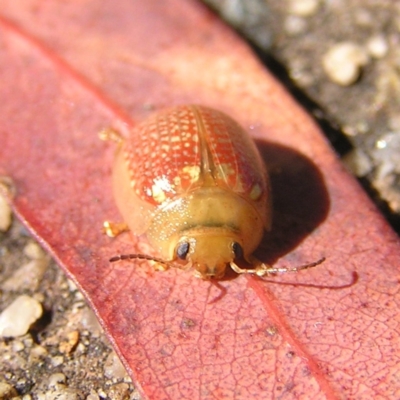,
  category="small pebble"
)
[12,340,25,352]
[48,373,67,388]
[30,344,48,360]
[16,378,30,394]
[342,149,373,177]
[86,392,100,400]
[104,352,128,380]
[51,356,64,367]
[367,35,388,58]
[107,382,130,400]
[81,307,103,337]
[0,194,12,232]
[23,242,45,260]
[284,15,307,36]
[3,258,49,291]
[0,382,18,399]
[288,0,319,17]
[59,331,80,354]
[67,279,78,292]
[37,388,80,400]
[23,336,34,348]
[0,295,43,337]
[322,42,369,86]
